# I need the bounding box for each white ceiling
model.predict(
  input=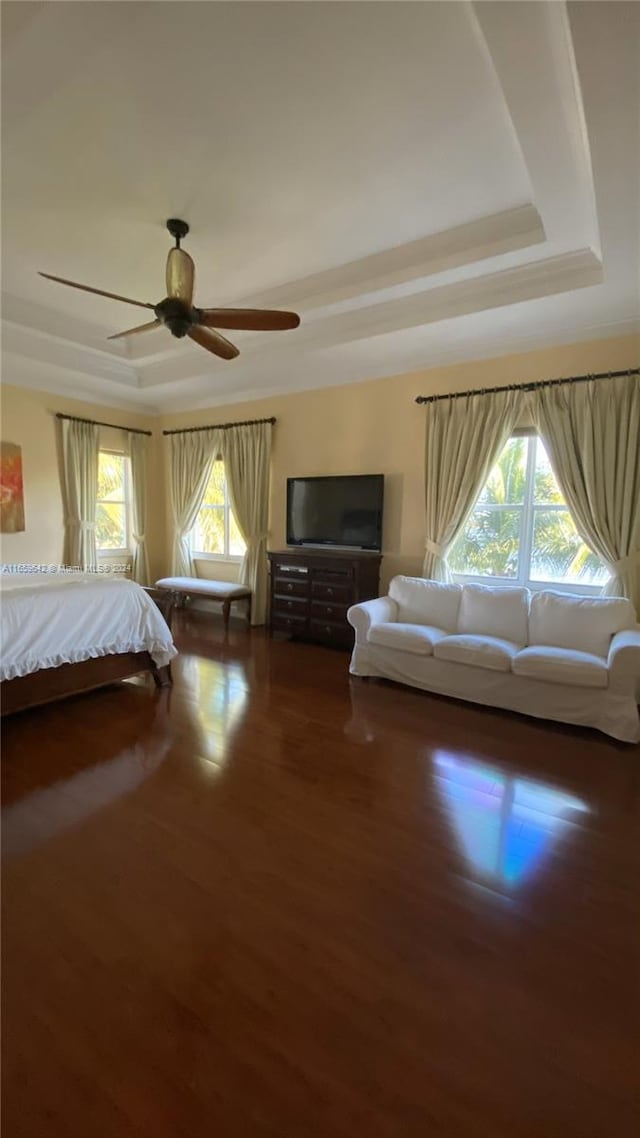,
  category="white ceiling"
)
[2,1,638,413]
